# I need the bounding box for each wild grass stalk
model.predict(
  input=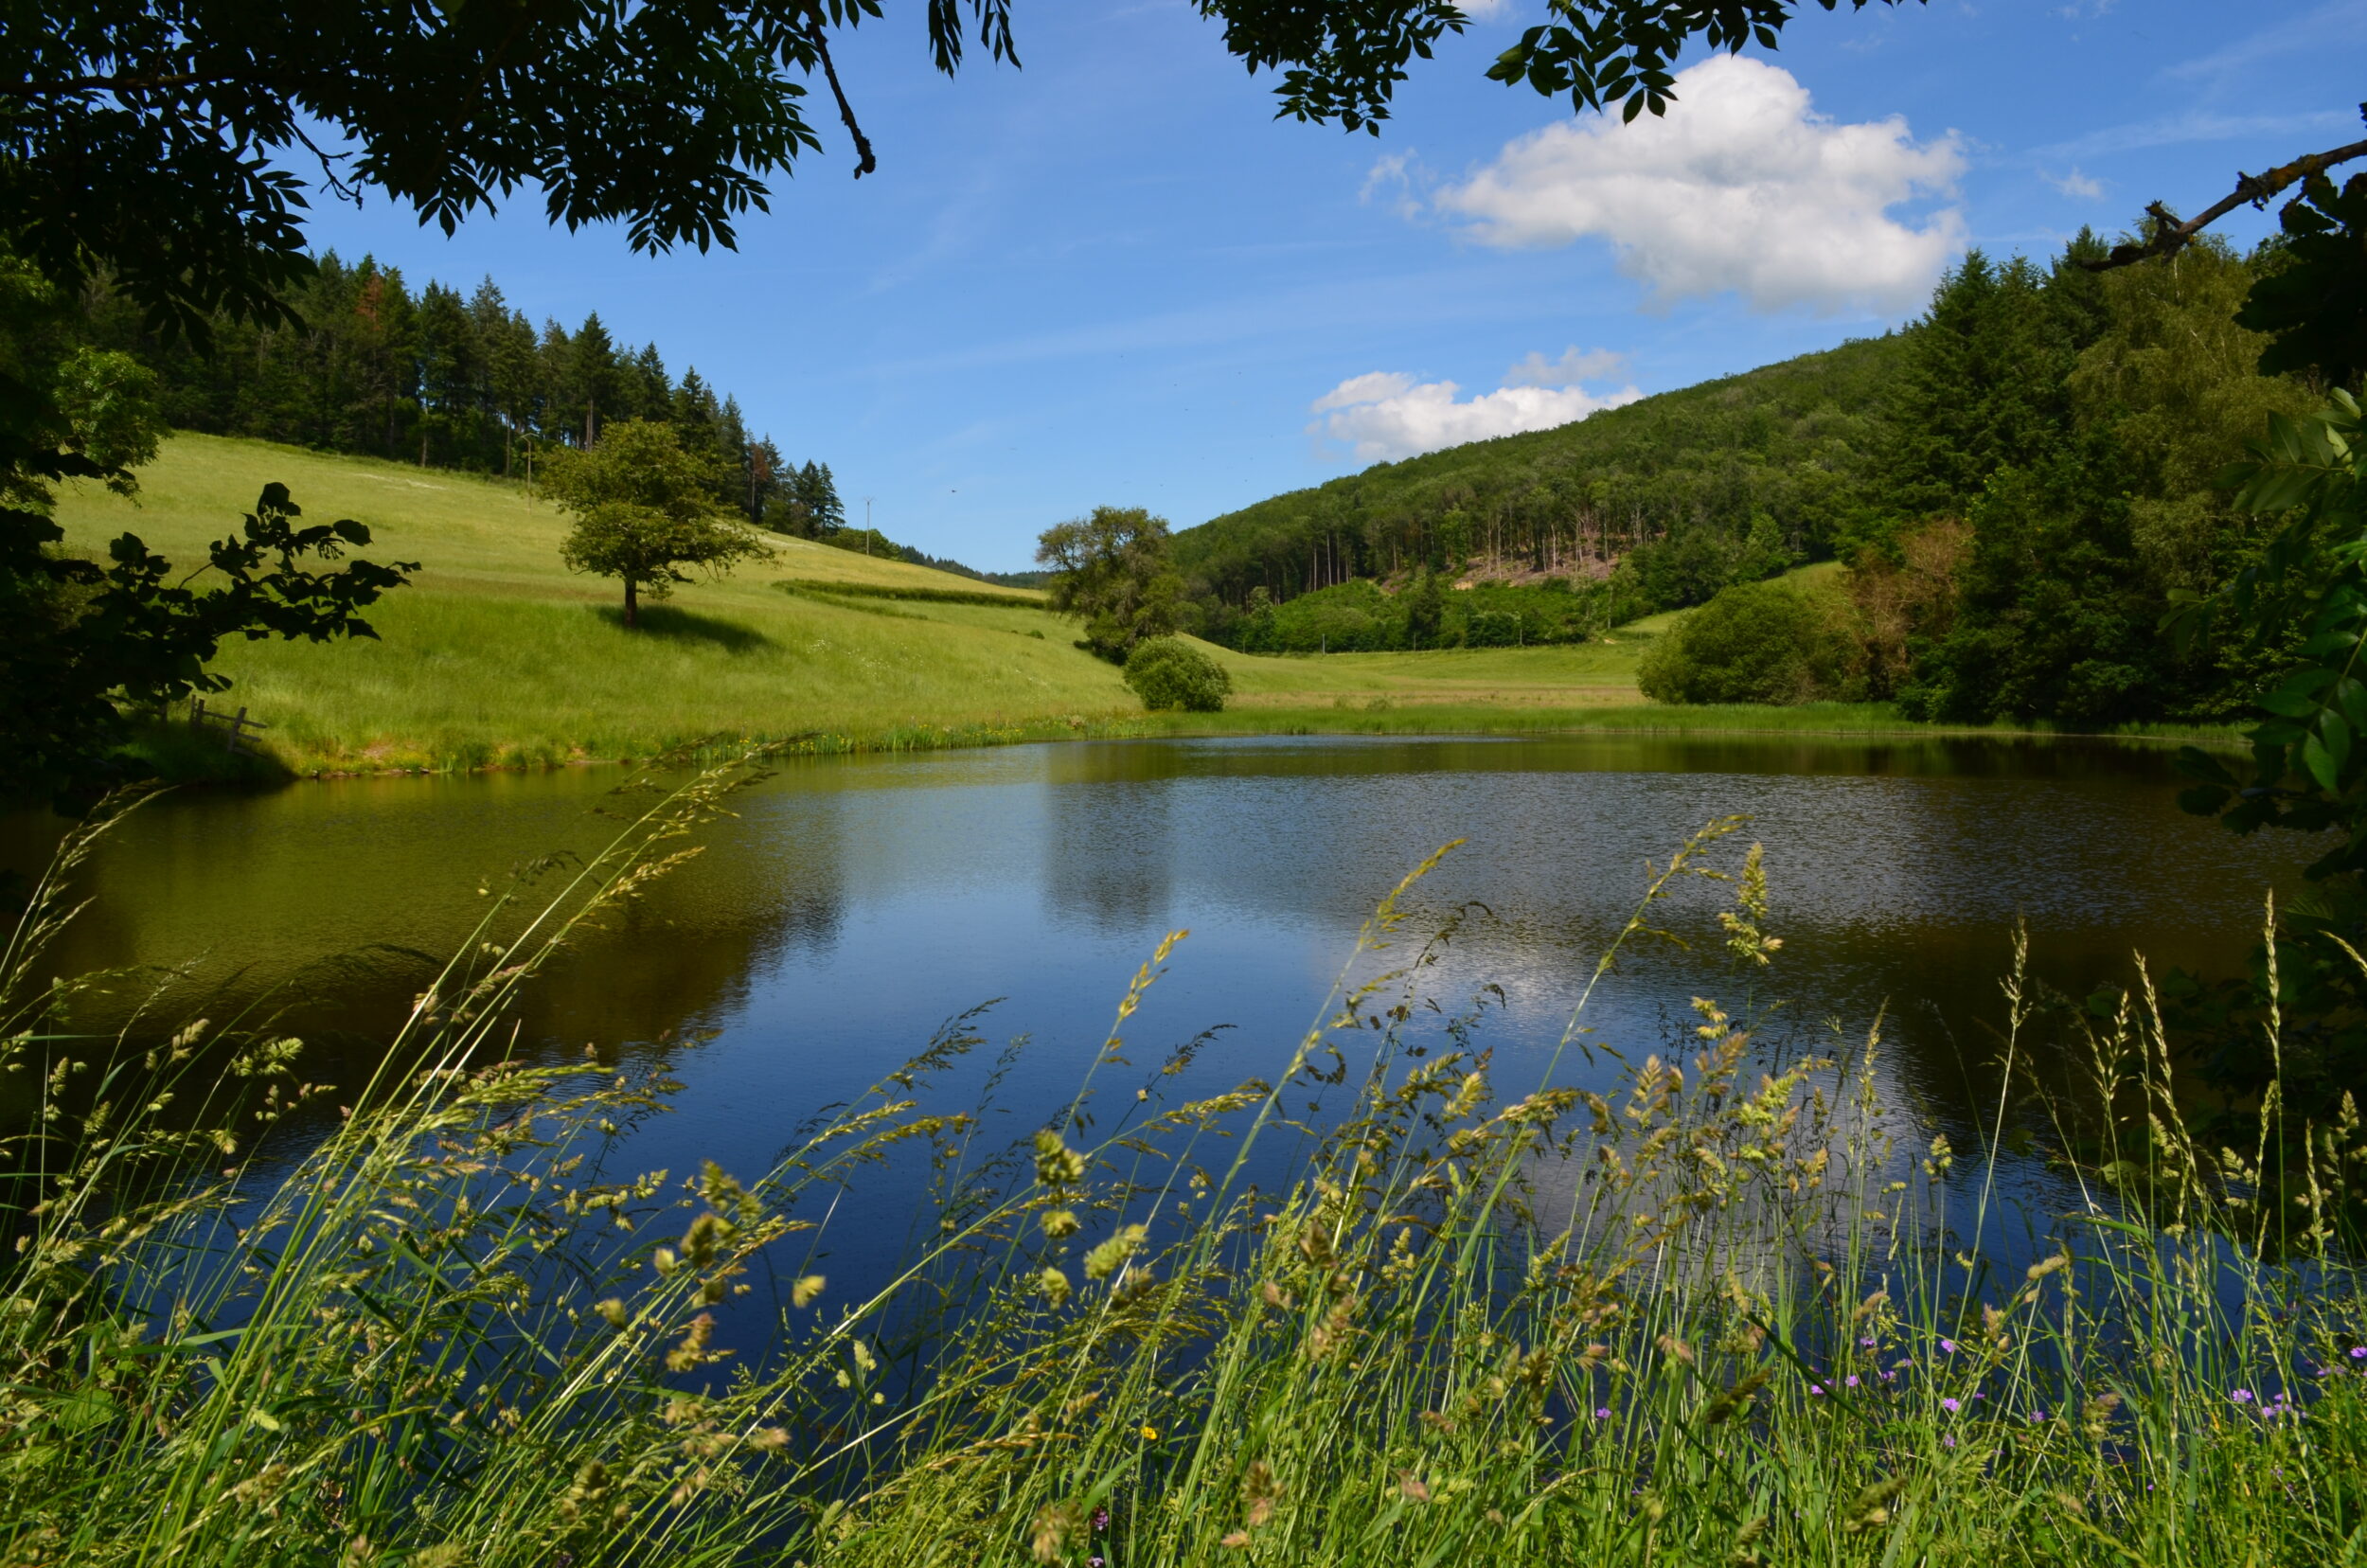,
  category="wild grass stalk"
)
[3,763,2363,1566]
